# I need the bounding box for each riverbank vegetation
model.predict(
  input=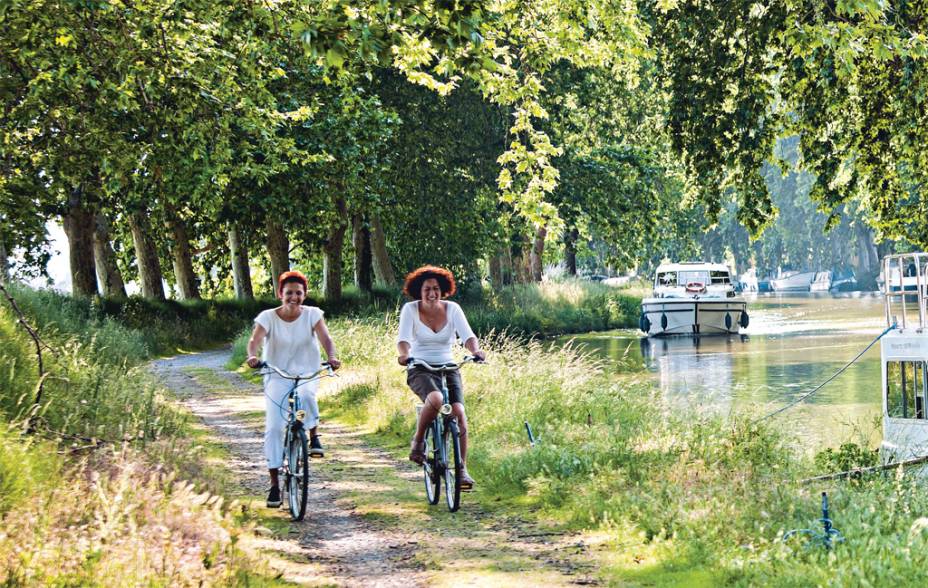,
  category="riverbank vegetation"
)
[229,318,928,585]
